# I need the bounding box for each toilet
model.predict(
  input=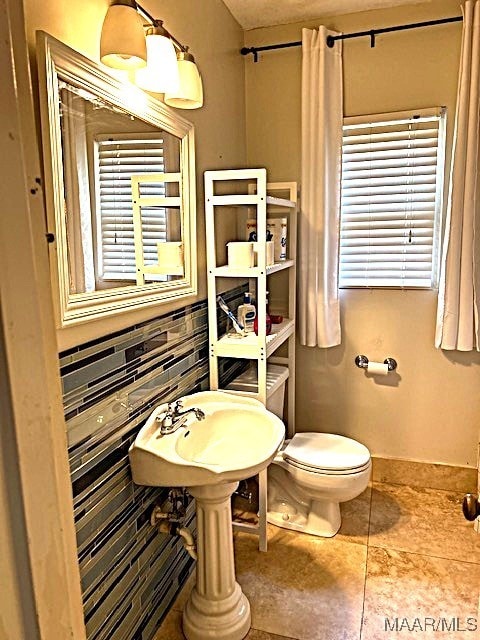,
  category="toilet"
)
[267,432,371,537]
